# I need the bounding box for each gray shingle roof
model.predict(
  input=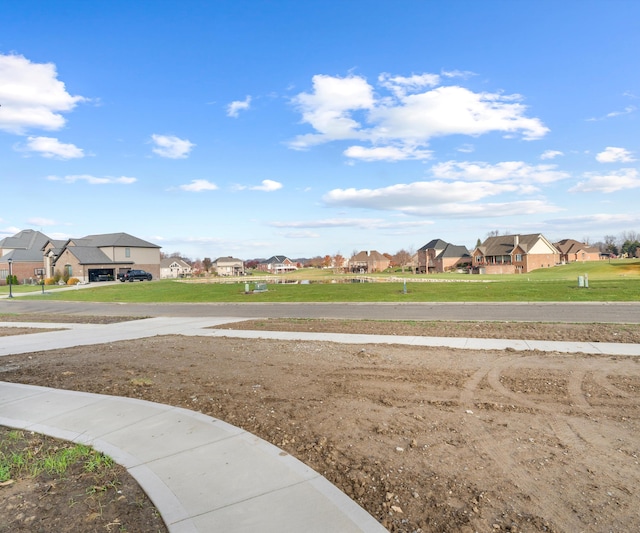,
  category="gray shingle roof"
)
[79,232,160,248]
[437,244,470,259]
[63,246,118,264]
[477,234,554,256]
[0,230,50,262]
[418,239,449,251]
